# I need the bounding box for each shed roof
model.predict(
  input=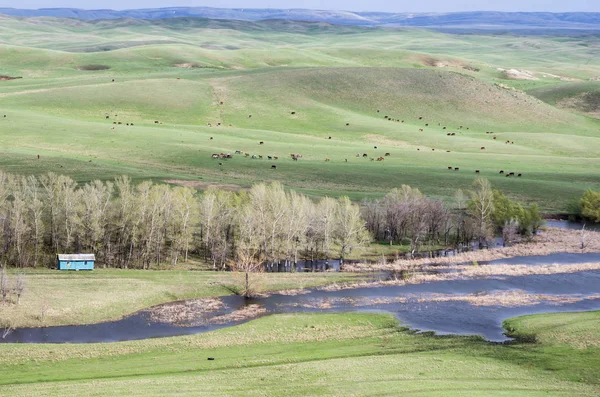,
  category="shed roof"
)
[57,254,95,261]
